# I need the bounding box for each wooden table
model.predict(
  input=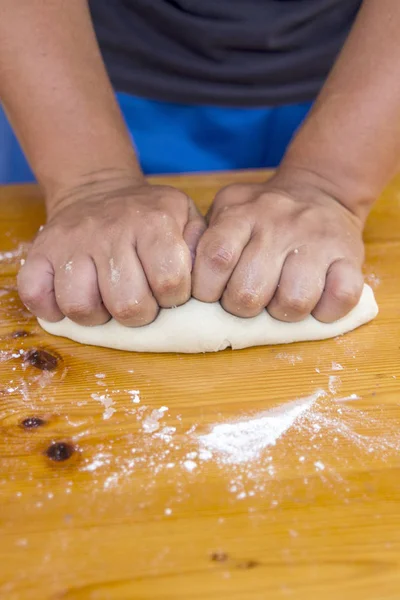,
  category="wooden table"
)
[0,171,399,600]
